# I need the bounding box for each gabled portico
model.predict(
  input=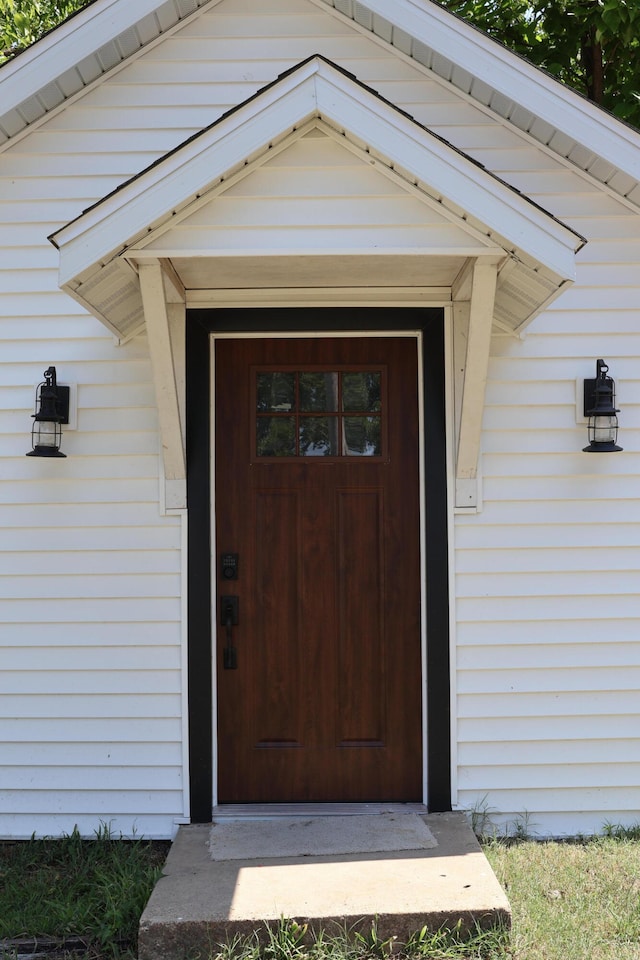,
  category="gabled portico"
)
[50,55,584,512]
